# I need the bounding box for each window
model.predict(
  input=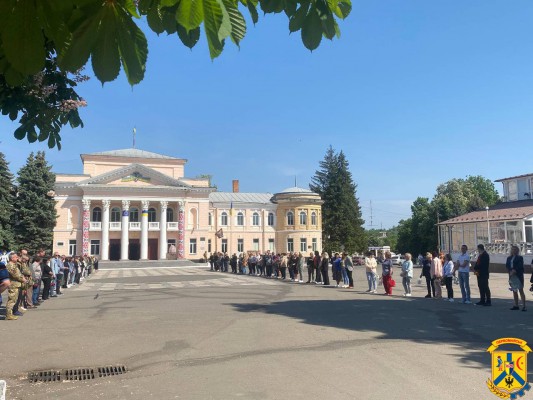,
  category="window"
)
[92,207,102,222]
[508,180,518,201]
[237,212,244,226]
[300,238,307,252]
[287,238,294,252]
[311,212,317,225]
[252,212,260,226]
[237,239,244,253]
[148,207,157,222]
[221,212,228,226]
[68,240,77,256]
[268,213,275,226]
[208,213,213,226]
[221,239,228,253]
[167,208,174,222]
[90,240,100,255]
[299,211,307,225]
[287,211,294,226]
[129,207,139,222]
[312,238,318,252]
[111,207,121,222]
[208,239,212,253]
[189,239,197,254]
[268,238,275,251]
[168,239,176,253]
[253,238,260,251]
